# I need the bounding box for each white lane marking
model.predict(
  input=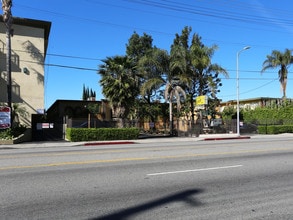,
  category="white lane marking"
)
[147,165,243,176]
